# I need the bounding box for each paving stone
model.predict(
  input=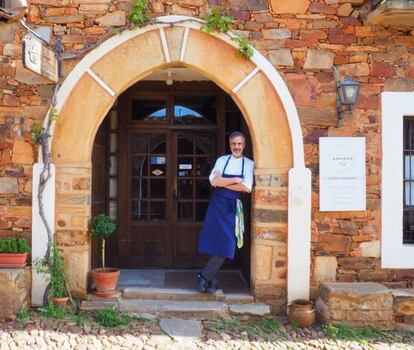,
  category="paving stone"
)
[80,300,119,311]
[159,318,202,341]
[228,303,271,316]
